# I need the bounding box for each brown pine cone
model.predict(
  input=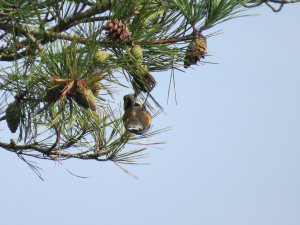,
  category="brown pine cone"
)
[102,20,130,41]
[184,35,207,68]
